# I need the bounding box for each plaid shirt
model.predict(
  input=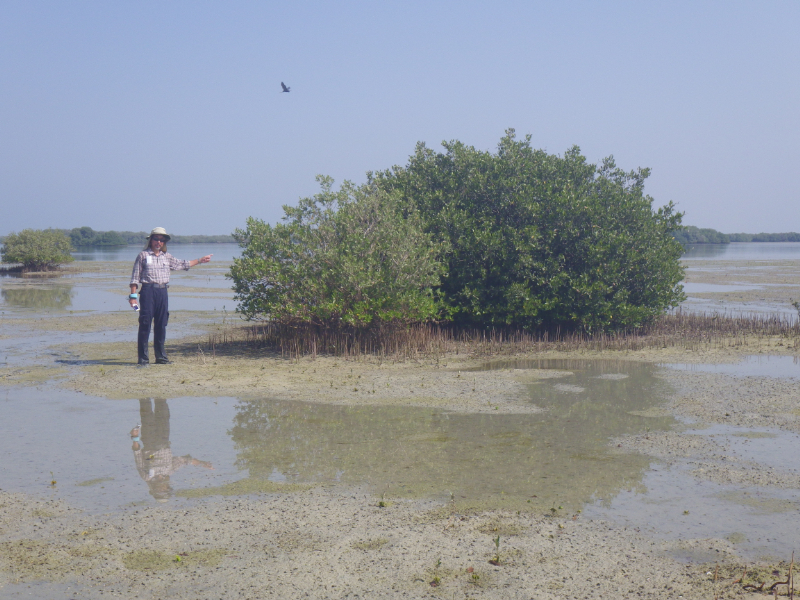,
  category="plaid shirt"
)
[133,446,192,481]
[130,249,191,285]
